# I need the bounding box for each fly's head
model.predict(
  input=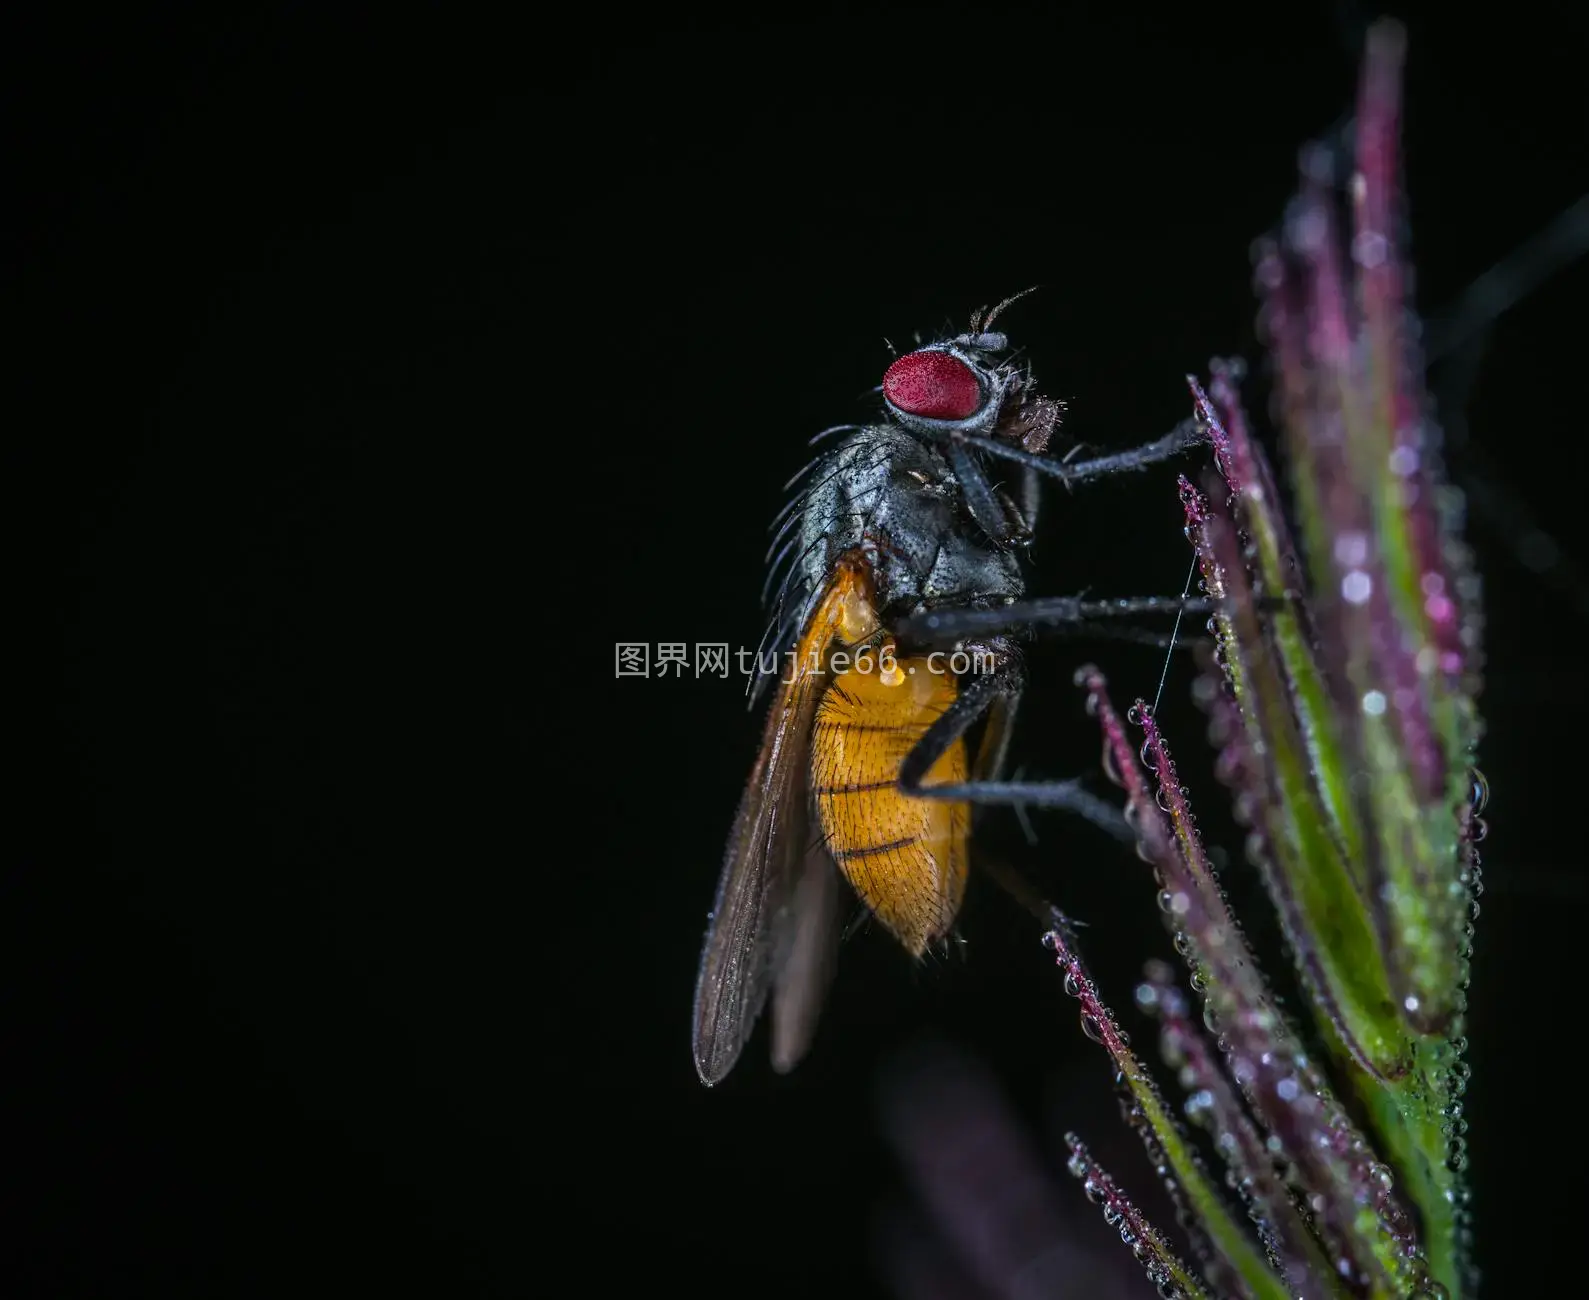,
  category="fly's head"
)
[881,321,1062,457]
